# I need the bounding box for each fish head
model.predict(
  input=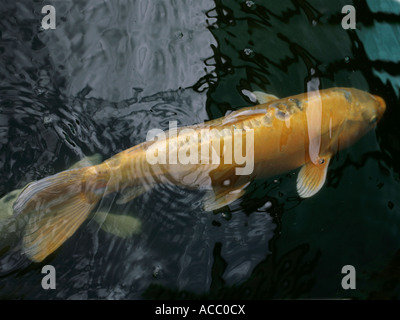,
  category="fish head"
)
[334,88,386,148]
[355,90,386,125]
[350,88,385,125]
[371,94,386,122]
